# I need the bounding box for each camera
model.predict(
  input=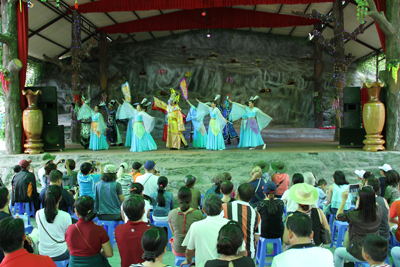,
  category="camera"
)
[92,160,96,164]
[61,159,66,163]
